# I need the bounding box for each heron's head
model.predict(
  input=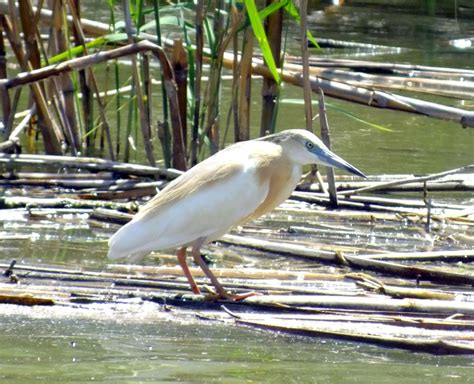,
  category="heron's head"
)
[263,129,366,178]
